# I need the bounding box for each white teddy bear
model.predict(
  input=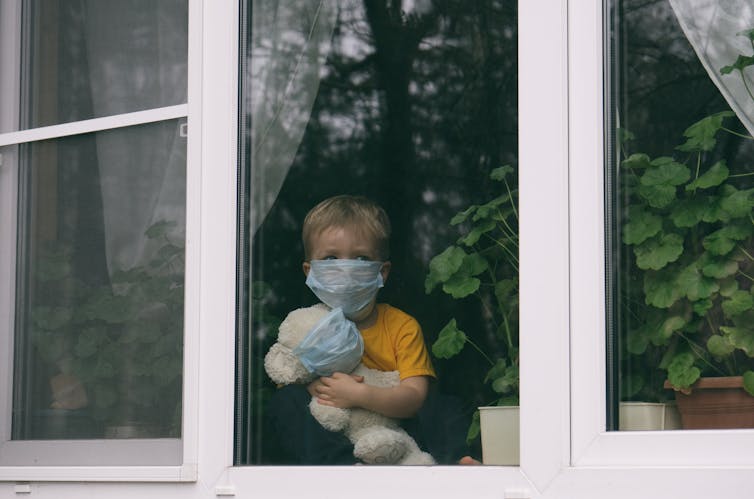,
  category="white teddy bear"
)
[264,304,435,465]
